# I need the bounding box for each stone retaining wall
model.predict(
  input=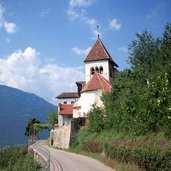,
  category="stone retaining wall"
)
[50,120,78,149]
